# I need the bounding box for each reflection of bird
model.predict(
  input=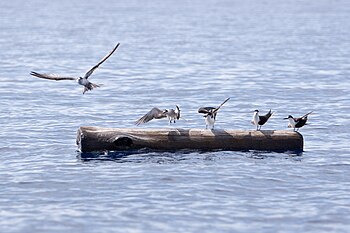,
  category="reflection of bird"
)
[135,106,181,126]
[30,43,120,94]
[198,98,230,129]
[284,111,313,131]
[251,109,274,130]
